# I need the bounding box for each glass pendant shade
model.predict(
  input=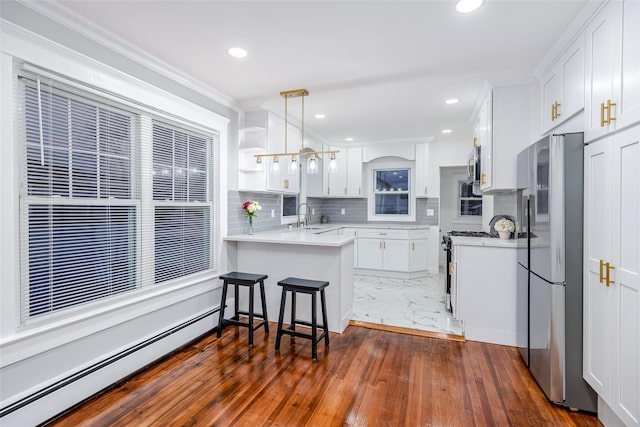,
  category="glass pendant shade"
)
[271,156,280,174]
[329,155,337,173]
[255,156,264,171]
[307,155,318,174]
[289,155,298,175]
